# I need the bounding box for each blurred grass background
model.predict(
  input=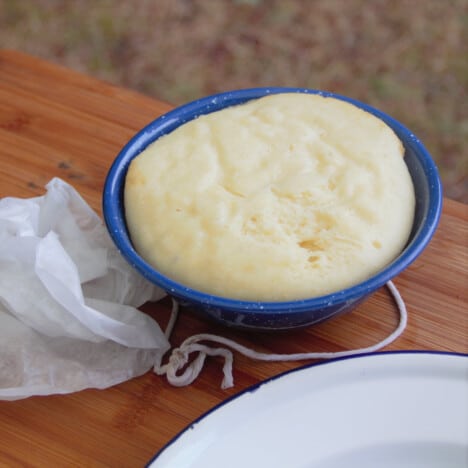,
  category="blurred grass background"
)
[1,0,467,201]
